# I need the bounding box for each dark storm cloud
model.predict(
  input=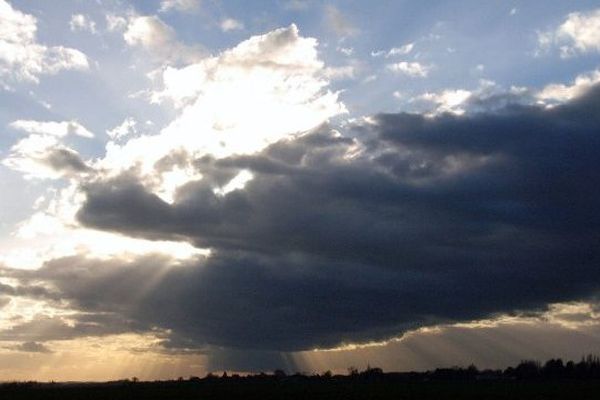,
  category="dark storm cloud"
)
[22,83,600,352]
[2,253,422,350]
